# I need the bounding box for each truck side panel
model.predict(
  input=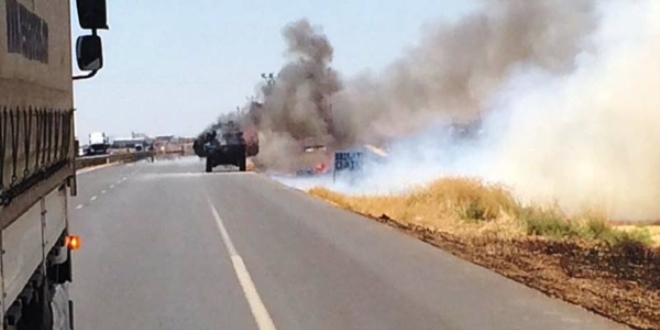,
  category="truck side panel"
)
[0,0,76,227]
[0,0,75,326]
[2,186,67,313]
[44,185,67,262]
[2,194,43,310]
[0,0,74,106]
